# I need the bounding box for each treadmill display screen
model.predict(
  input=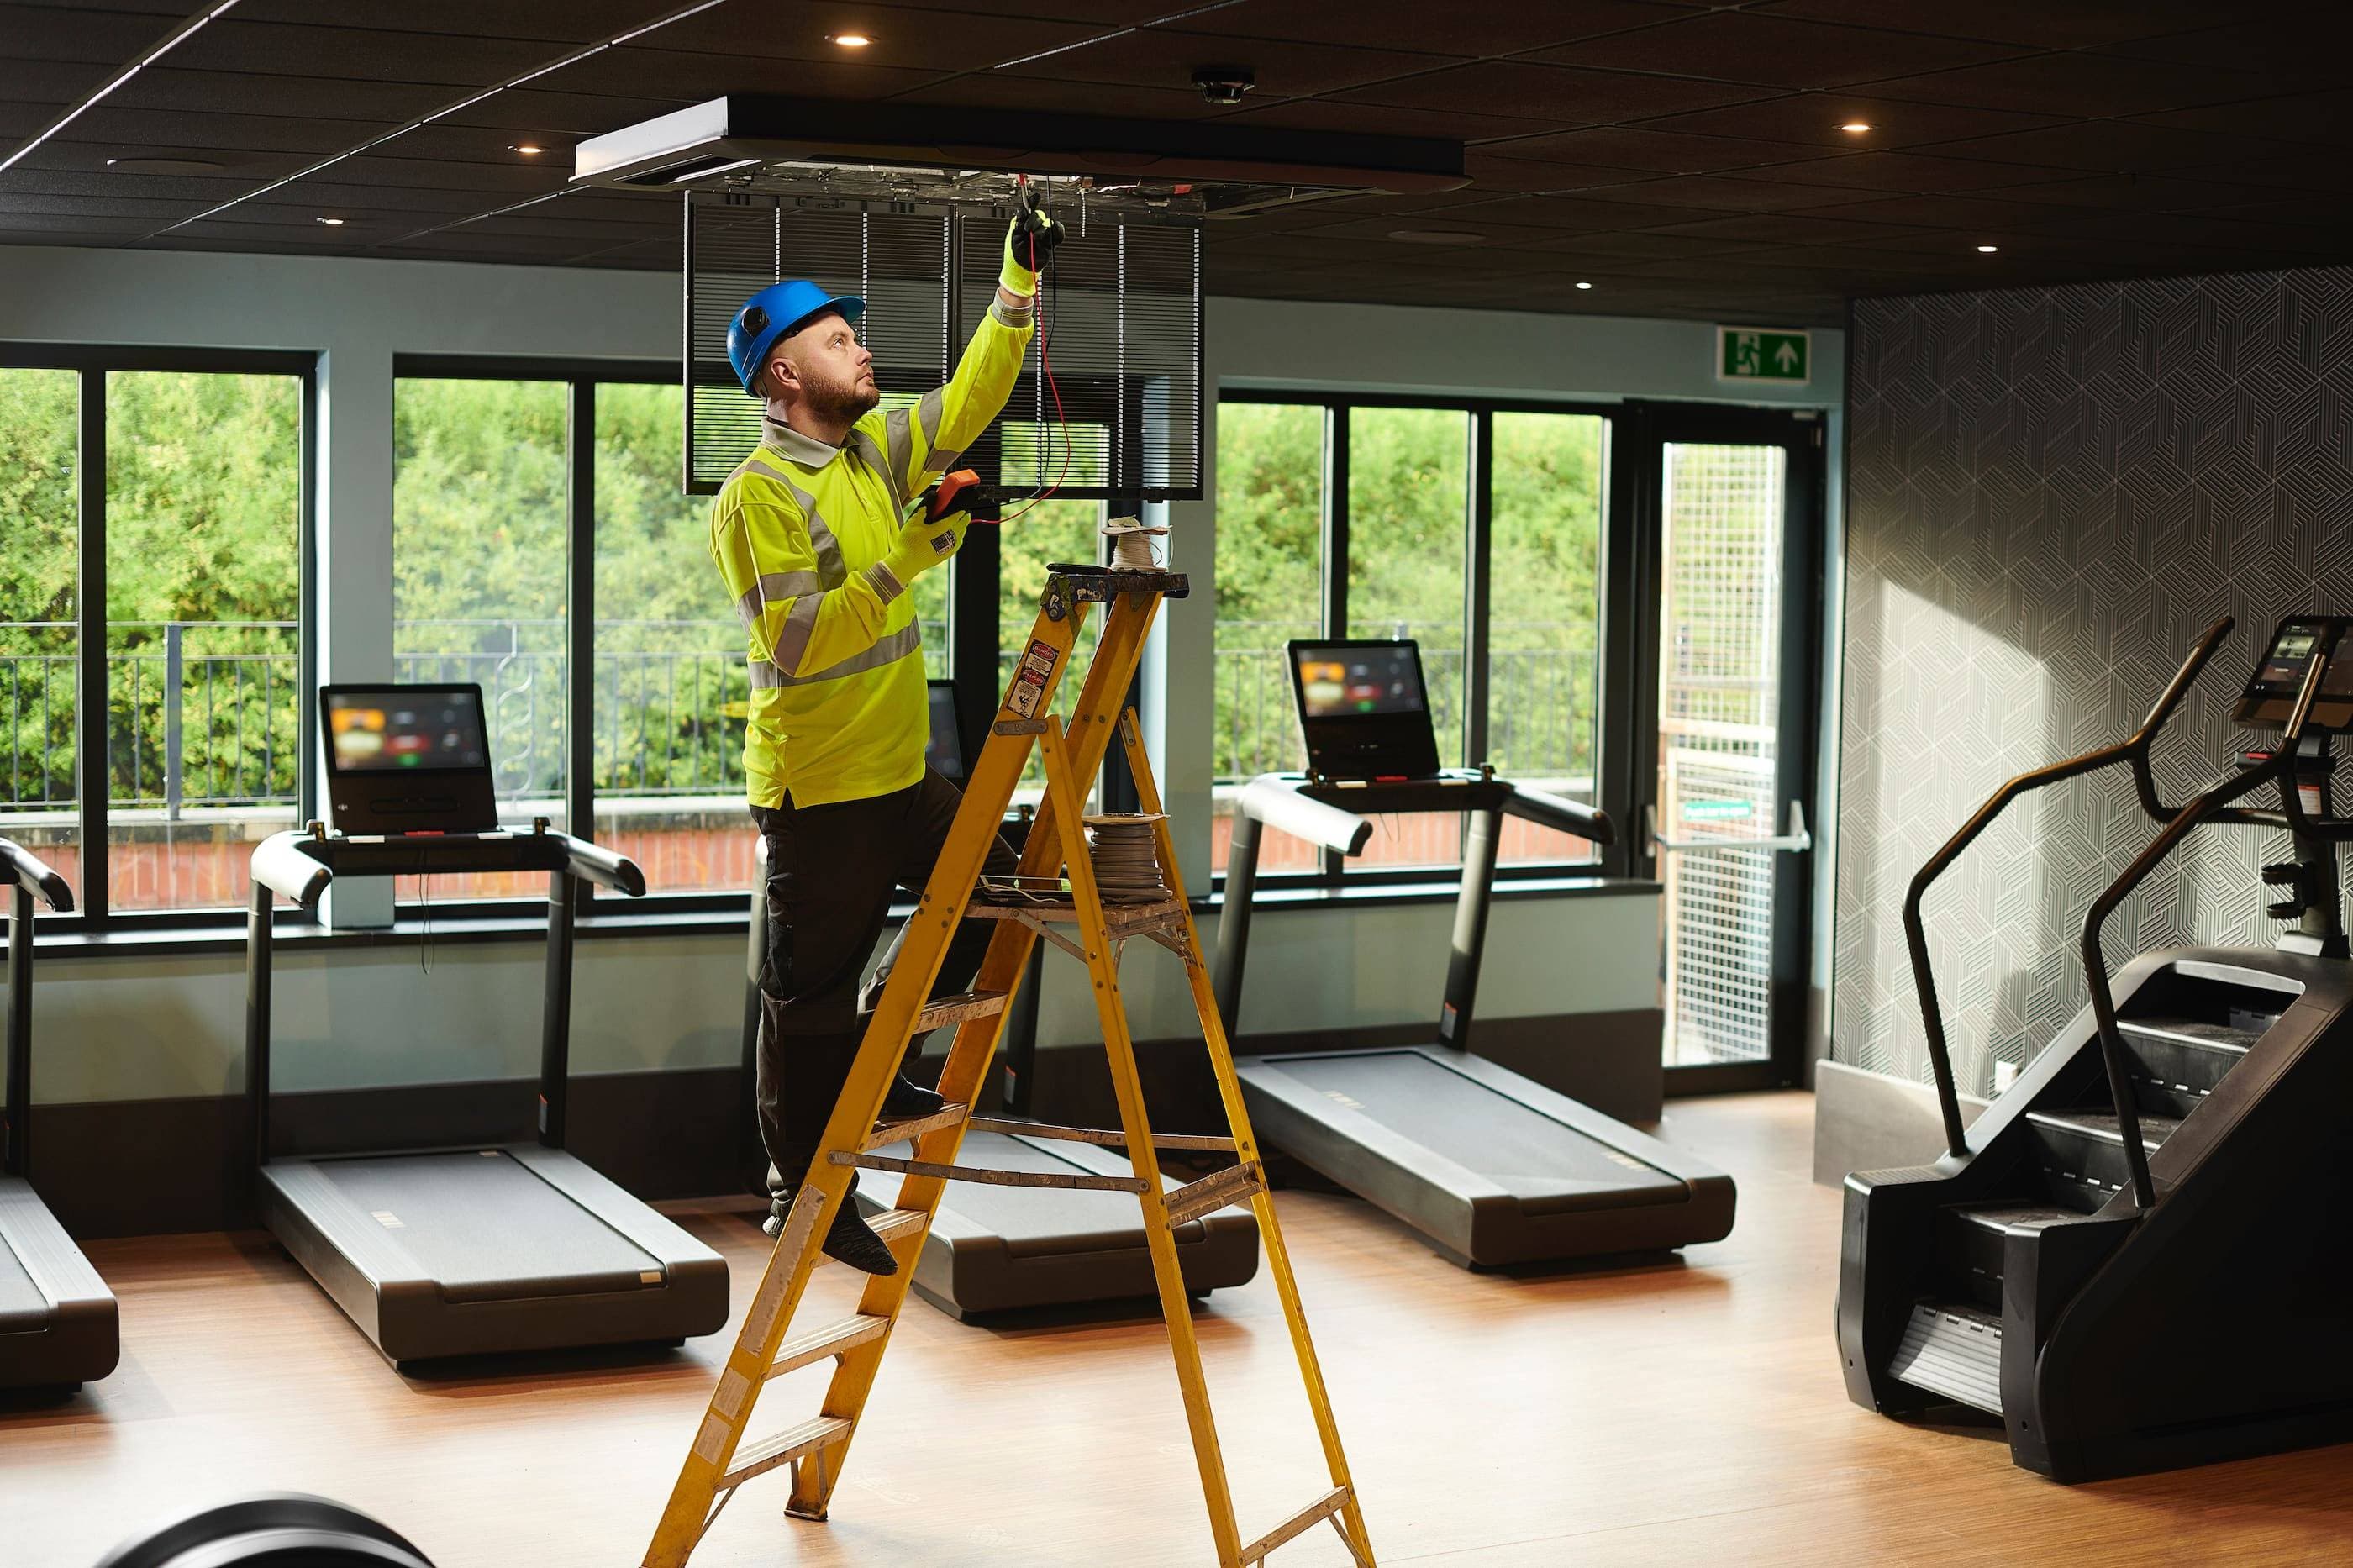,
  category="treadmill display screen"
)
[326,690,490,772]
[1293,645,1428,719]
